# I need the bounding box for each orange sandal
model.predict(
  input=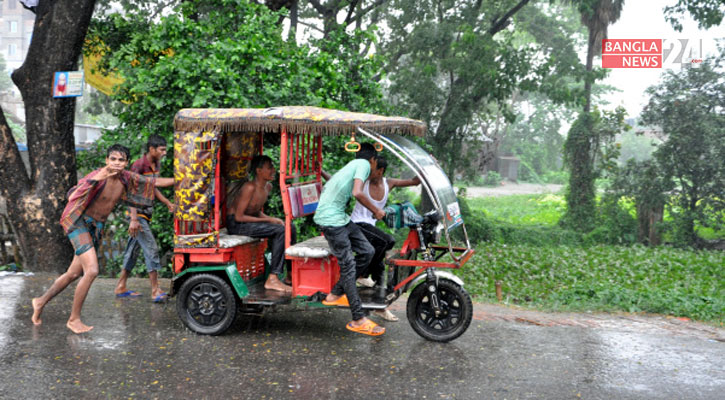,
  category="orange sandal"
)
[322,295,349,307]
[346,319,385,336]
